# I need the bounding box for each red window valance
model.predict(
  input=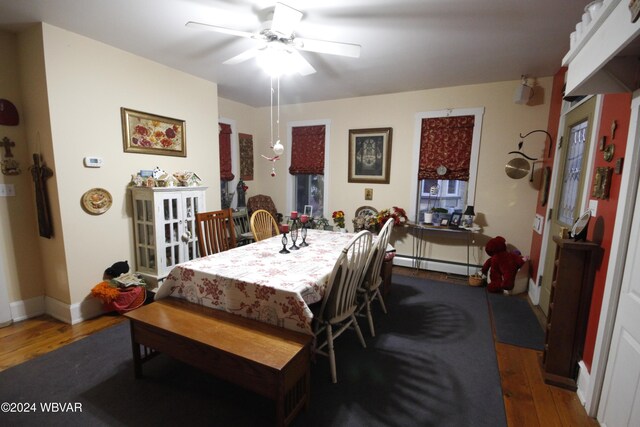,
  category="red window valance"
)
[418,115,474,181]
[289,125,326,175]
[219,123,234,181]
